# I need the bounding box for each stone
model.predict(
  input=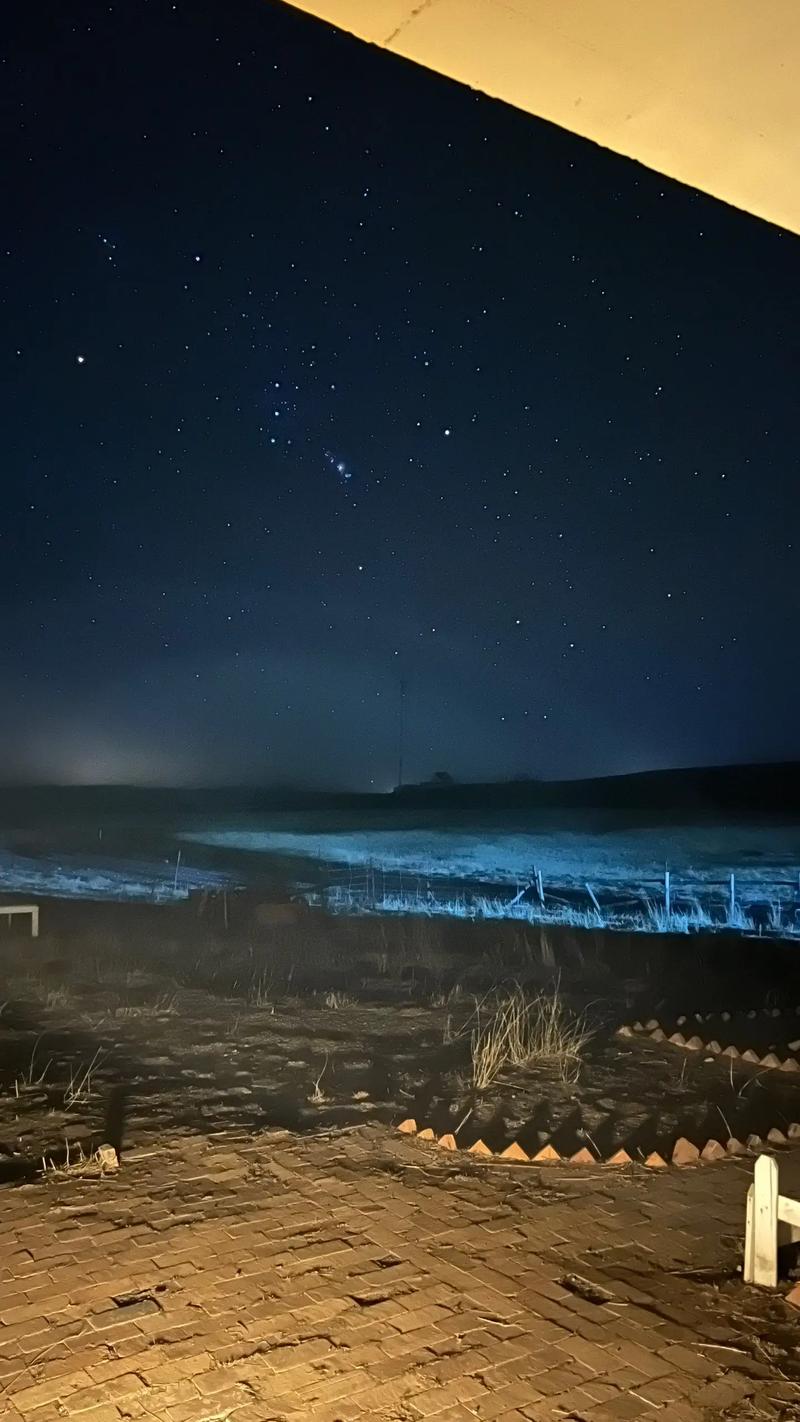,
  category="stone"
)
[780,1058,800,1073]
[632,1021,644,1032]
[644,1152,669,1169]
[684,1035,703,1050]
[676,1015,687,1026]
[788,1039,800,1051]
[438,1133,457,1151]
[672,1137,700,1166]
[721,1010,731,1021]
[468,1139,493,1157]
[746,1134,763,1151]
[705,1040,722,1053]
[97,1143,119,1172]
[531,1144,561,1164]
[721,1045,740,1058]
[787,1123,800,1140]
[700,1139,726,1162]
[417,1127,435,1141]
[500,1141,529,1162]
[767,1128,788,1145]
[616,1025,635,1038]
[787,1282,800,1310]
[726,1138,748,1155]
[669,1032,686,1046]
[694,1012,705,1022]
[644,1018,659,1031]
[761,1053,782,1069]
[604,1149,633,1166]
[397,1118,417,1135]
[746,1009,757,1019]
[649,1028,666,1042]
[741,1049,760,1063]
[569,1147,596,1165]
[771,1007,782,1017]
